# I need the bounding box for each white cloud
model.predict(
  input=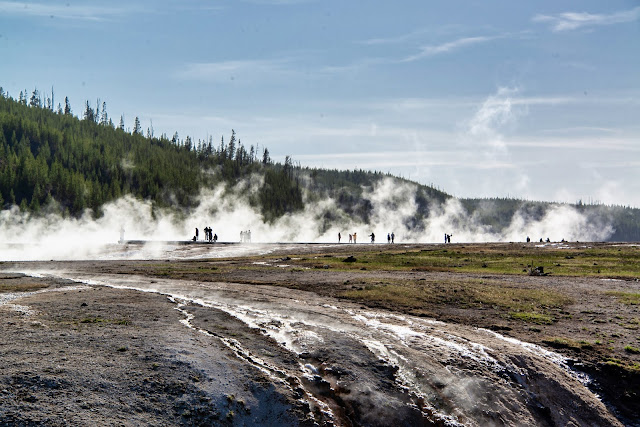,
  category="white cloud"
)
[178,58,295,82]
[466,87,519,151]
[533,6,640,32]
[0,1,127,21]
[403,36,495,62]
[359,28,434,46]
